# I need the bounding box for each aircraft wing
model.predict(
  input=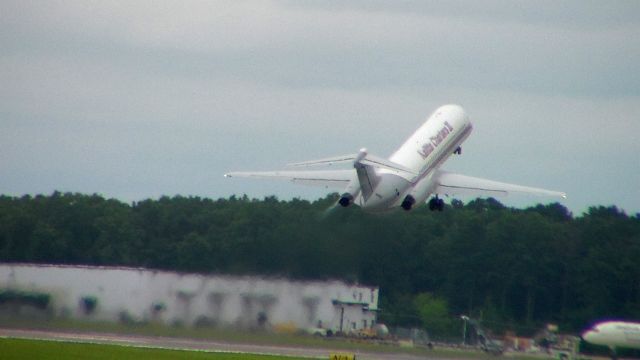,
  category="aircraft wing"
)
[224,170,354,189]
[433,170,566,198]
